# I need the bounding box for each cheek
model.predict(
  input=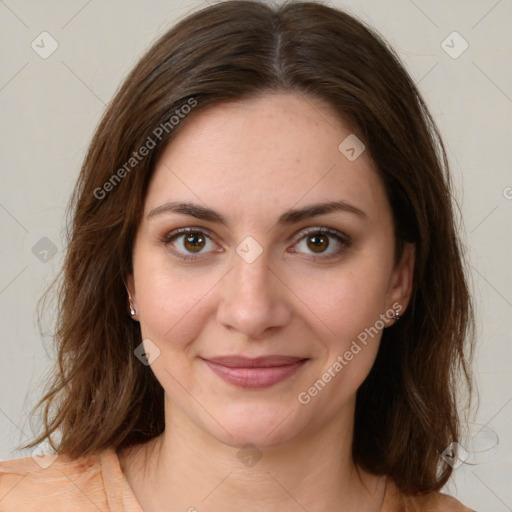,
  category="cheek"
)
[132,247,217,349]
[288,249,393,401]
[292,266,390,415]
[294,257,392,344]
